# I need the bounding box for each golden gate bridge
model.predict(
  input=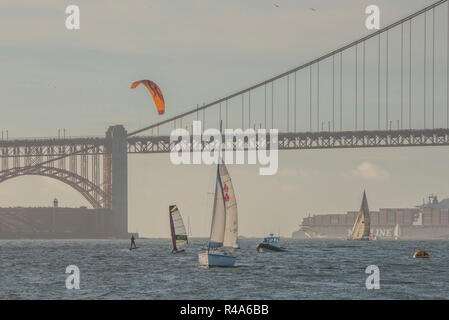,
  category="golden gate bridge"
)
[1,0,449,236]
